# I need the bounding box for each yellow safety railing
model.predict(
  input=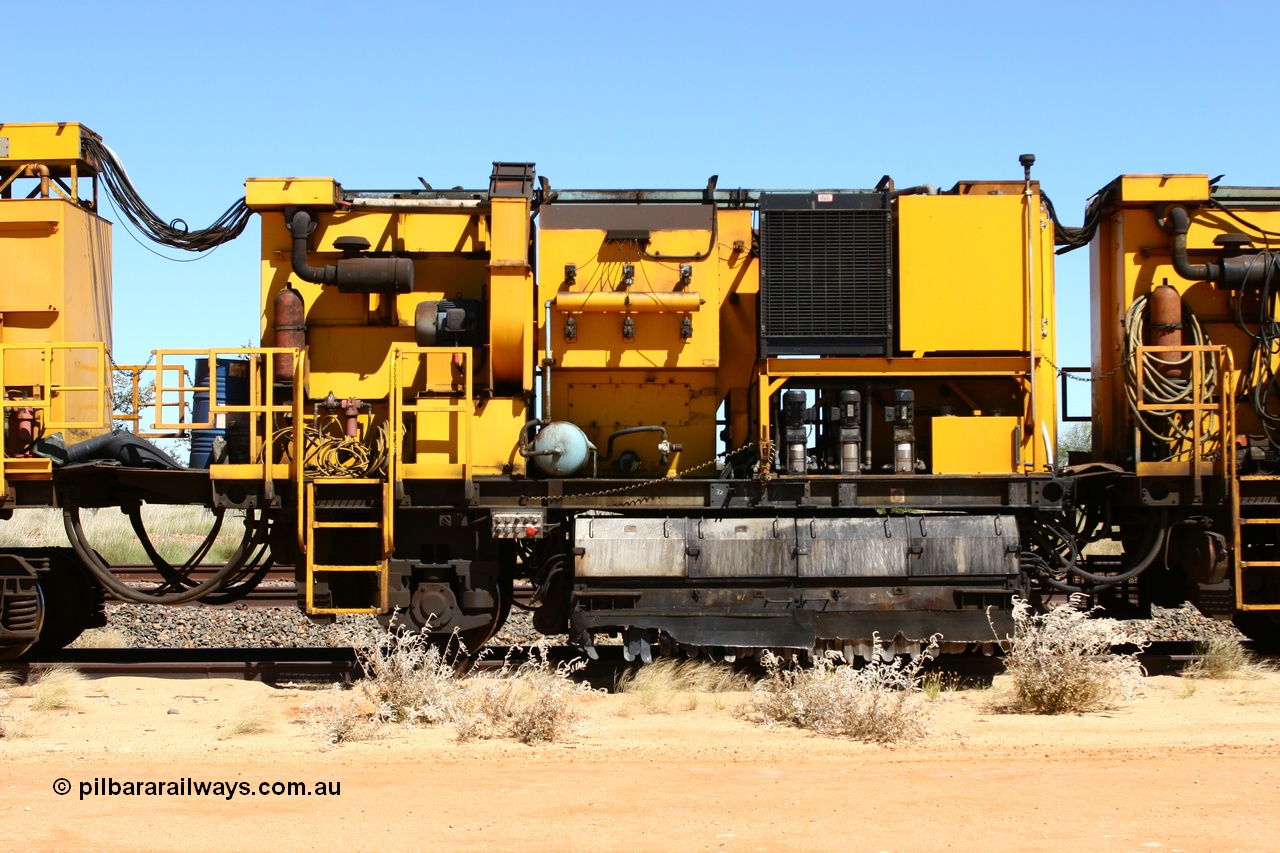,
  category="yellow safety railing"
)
[387,345,476,556]
[1,342,107,498]
[112,361,189,438]
[126,348,302,491]
[1133,345,1233,478]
